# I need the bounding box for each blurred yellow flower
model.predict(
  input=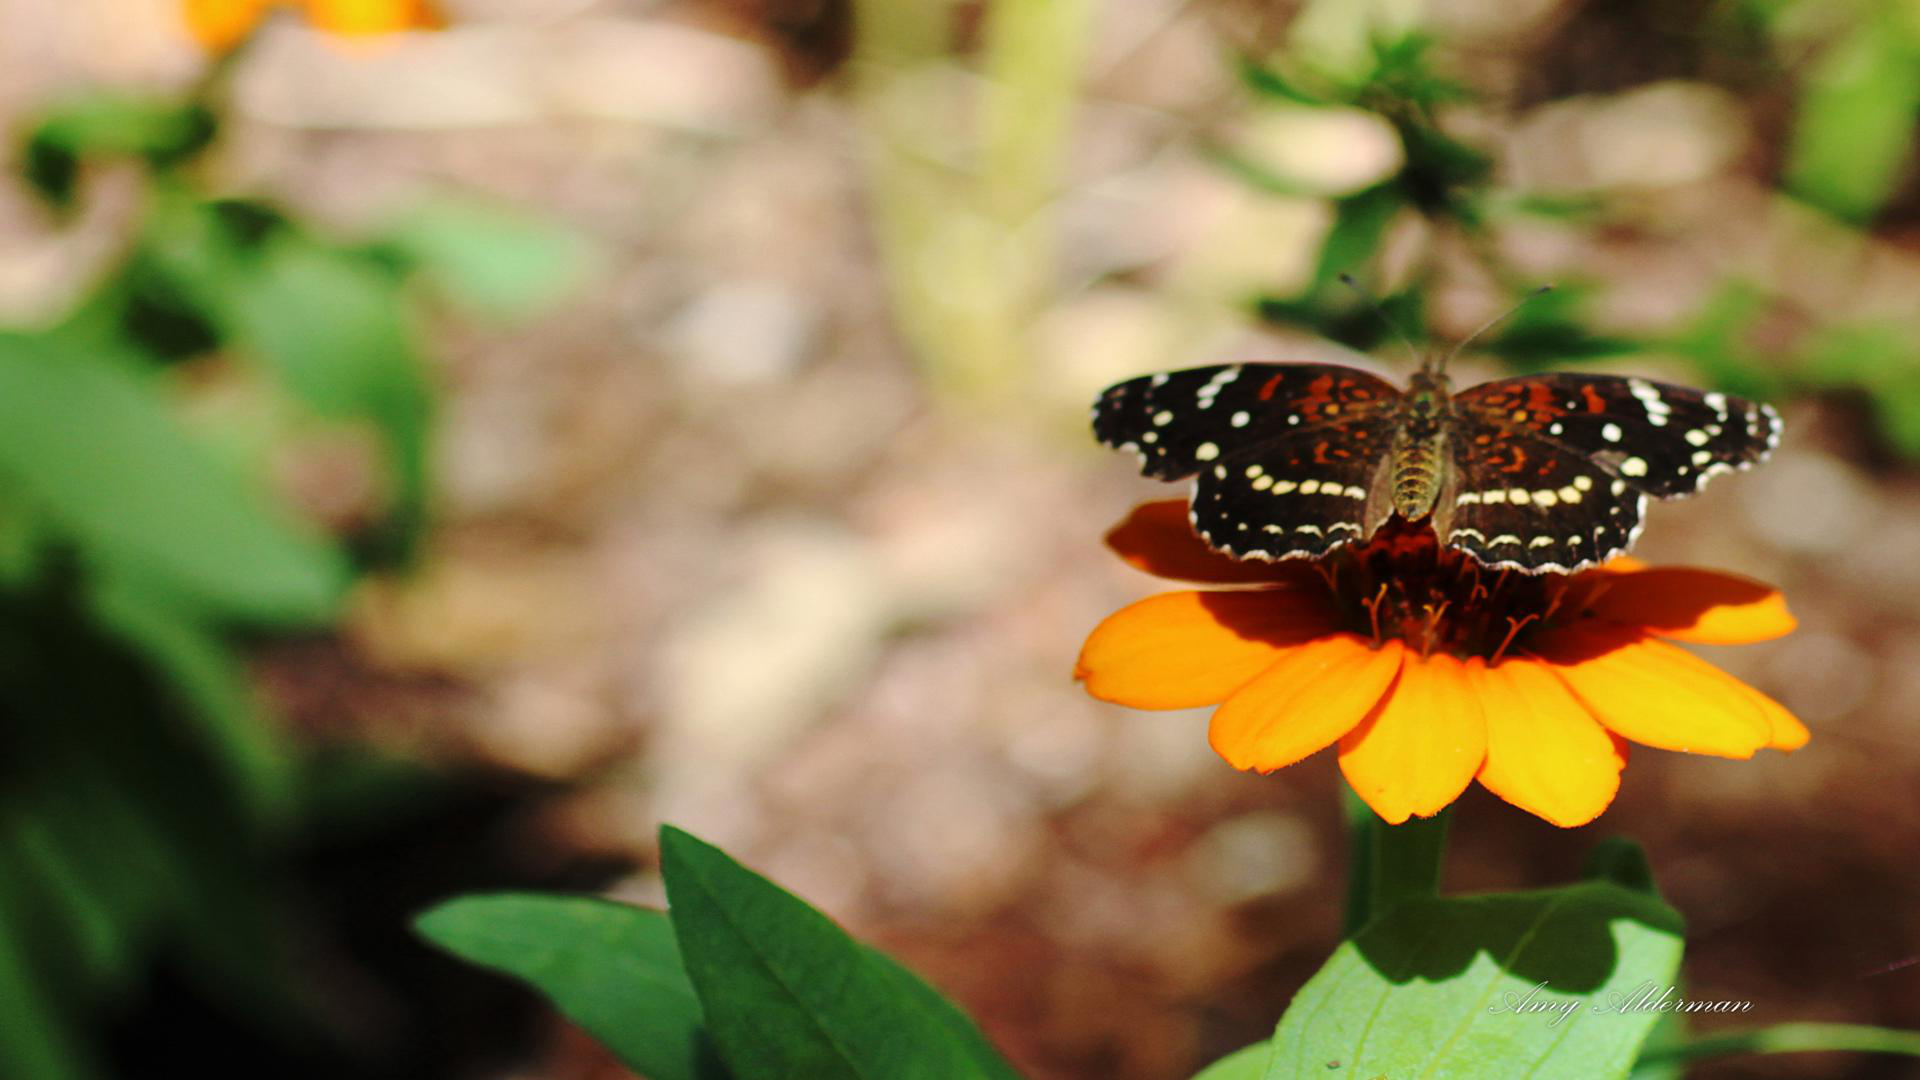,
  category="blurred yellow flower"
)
[181,0,442,52]
[182,0,273,51]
